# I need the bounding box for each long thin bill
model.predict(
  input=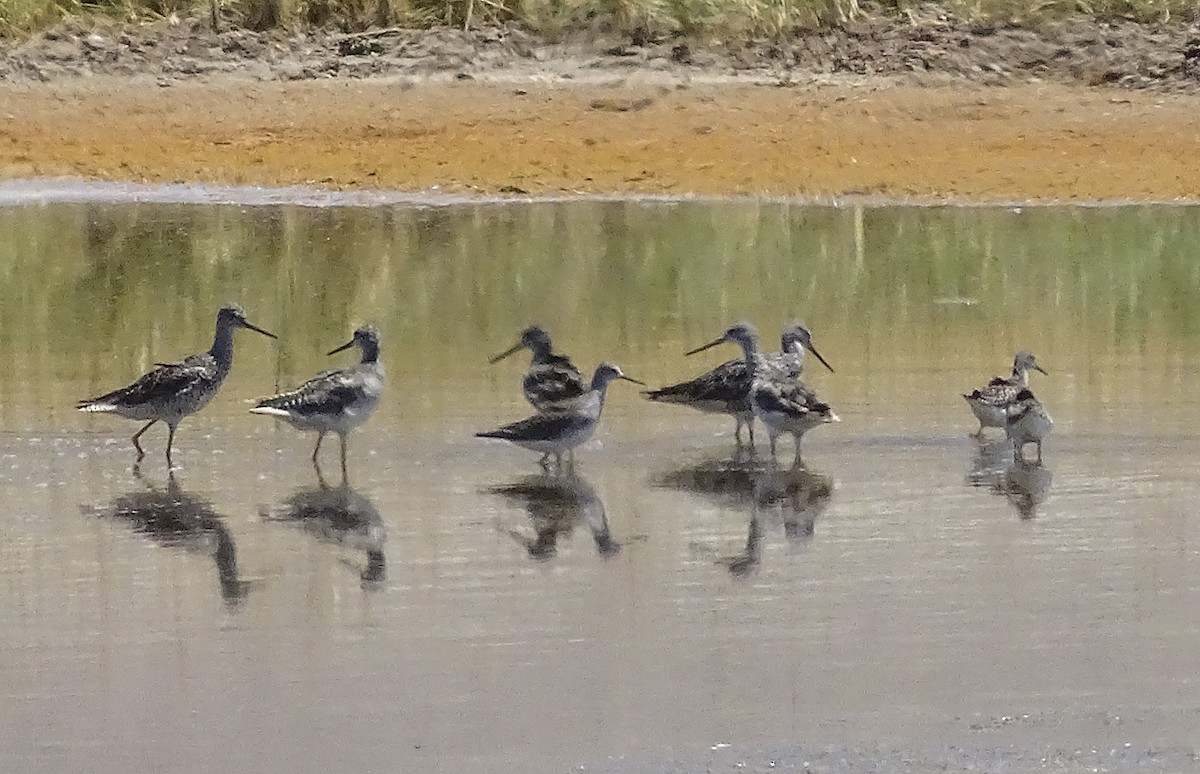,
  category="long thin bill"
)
[245,321,278,339]
[684,338,724,357]
[488,342,523,364]
[807,343,835,374]
[327,339,355,356]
